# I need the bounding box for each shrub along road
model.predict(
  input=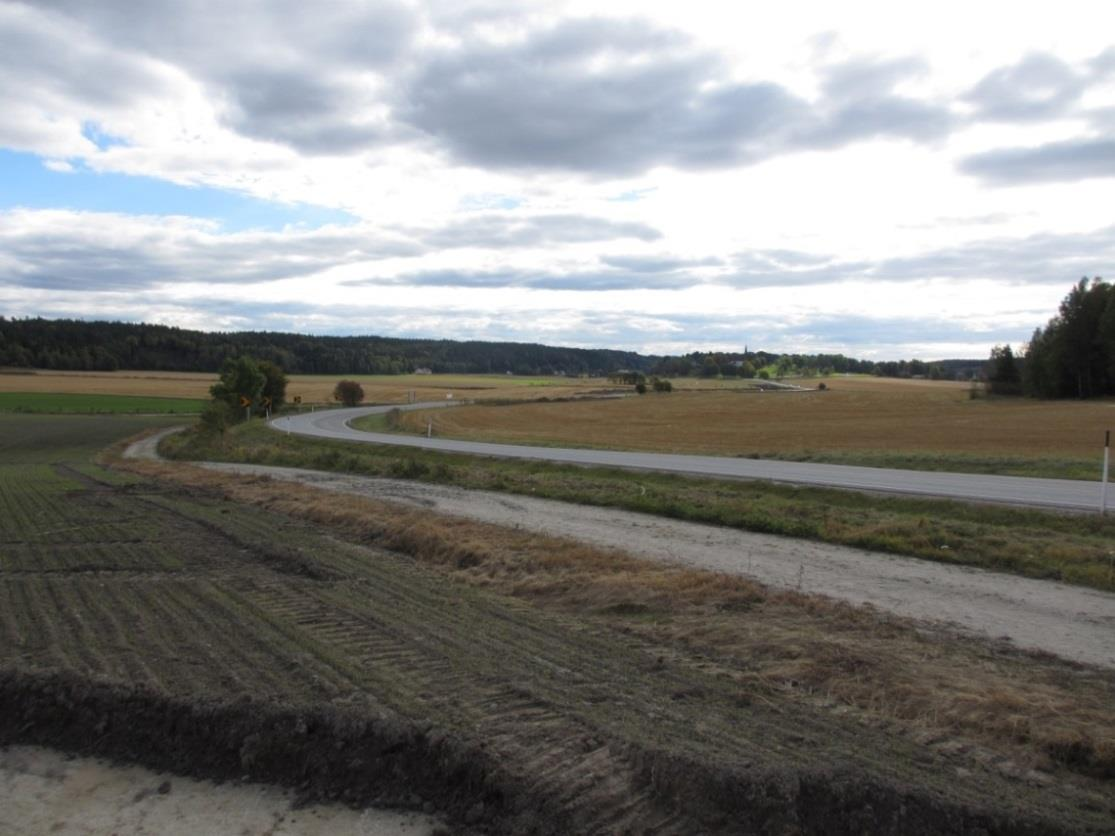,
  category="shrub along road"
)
[274,405,1109,512]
